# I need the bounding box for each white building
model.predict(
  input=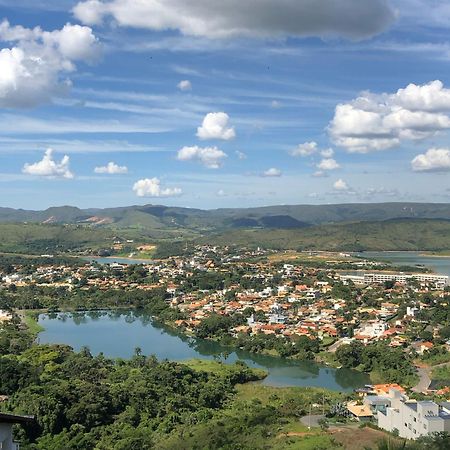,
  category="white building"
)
[339,272,448,288]
[0,412,33,450]
[357,321,388,338]
[377,389,450,439]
